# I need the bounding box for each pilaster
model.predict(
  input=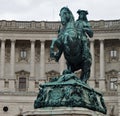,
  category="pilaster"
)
[40,40,46,80]
[89,39,95,88]
[9,79,15,92]
[99,39,106,91]
[28,78,35,92]
[28,40,36,92]
[10,39,16,79]
[0,39,5,79]
[30,40,35,78]
[0,39,5,91]
[0,79,4,91]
